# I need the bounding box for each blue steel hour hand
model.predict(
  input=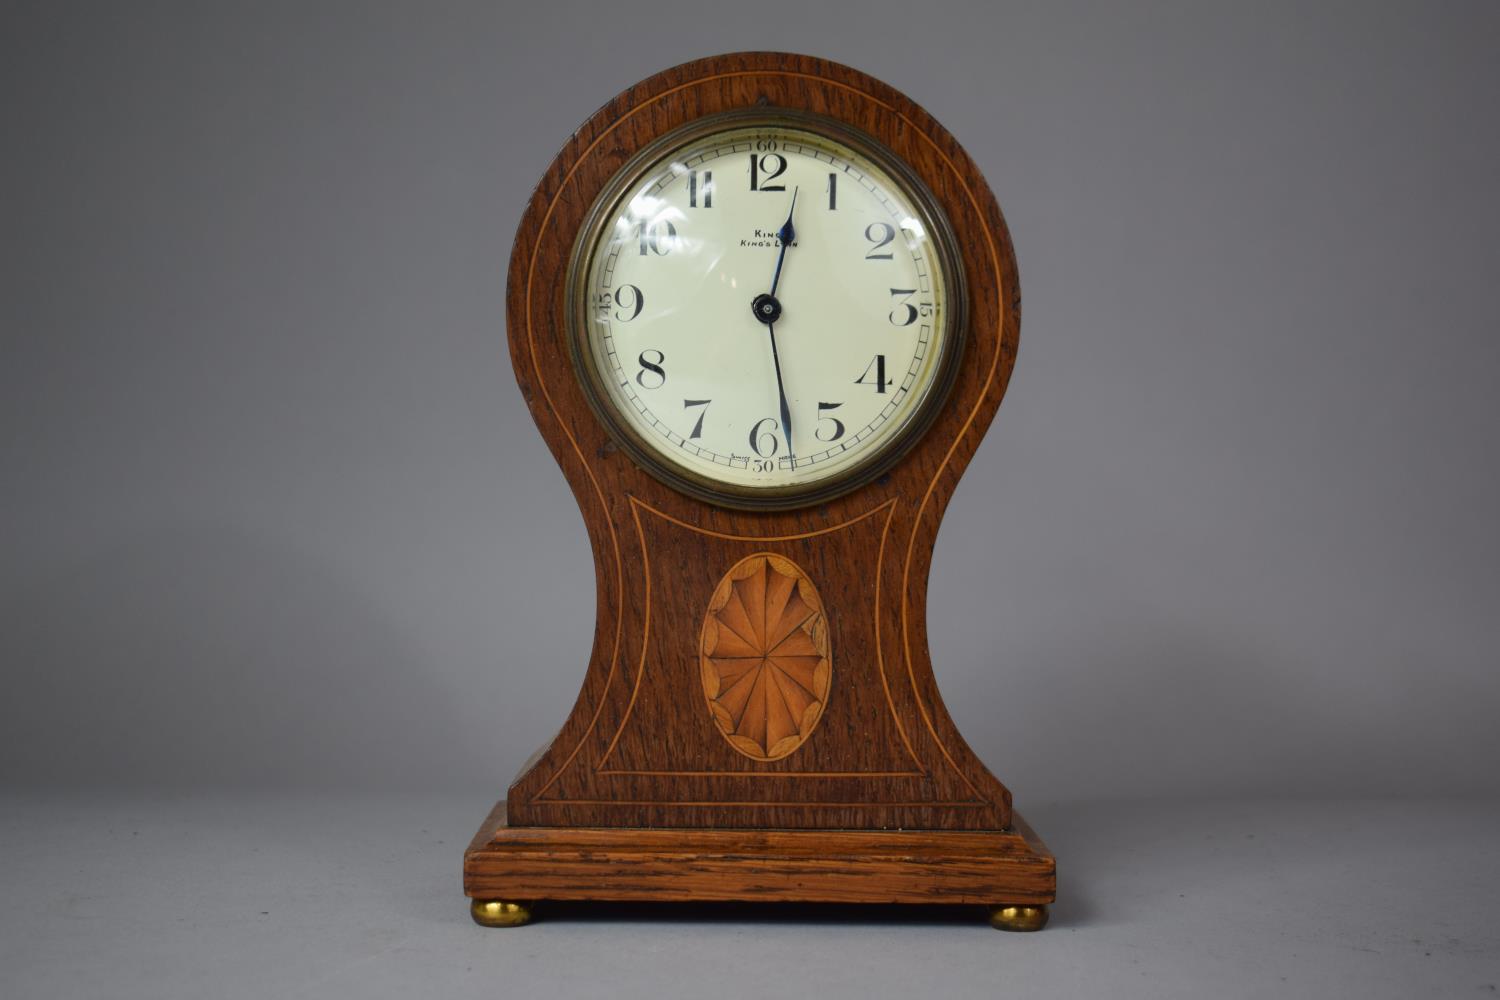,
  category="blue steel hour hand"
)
[769,186,798,297]
[750,186,799,325]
